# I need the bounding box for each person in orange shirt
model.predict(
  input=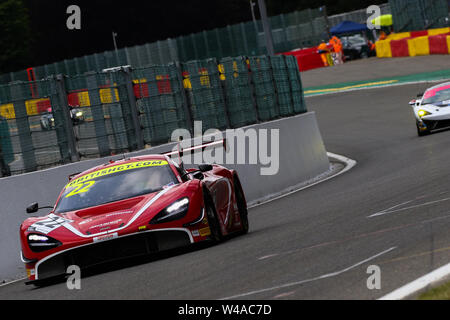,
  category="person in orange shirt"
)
[317,41,330,67]
[330,35,343,64]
